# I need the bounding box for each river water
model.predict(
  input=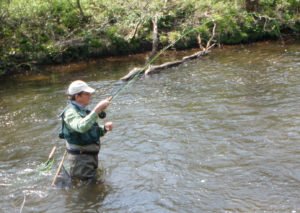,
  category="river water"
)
[0,41,299,212]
